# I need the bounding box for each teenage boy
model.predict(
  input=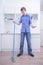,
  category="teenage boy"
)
[13,7,36,57]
